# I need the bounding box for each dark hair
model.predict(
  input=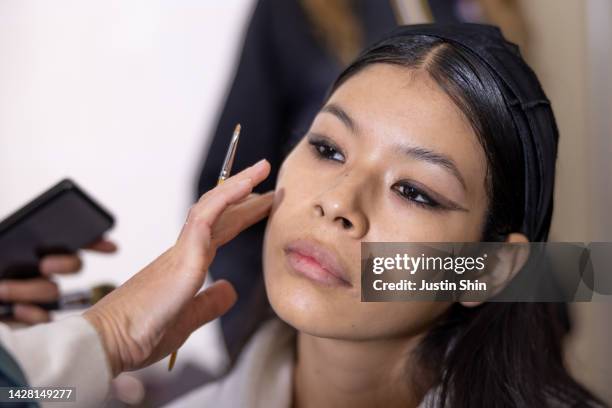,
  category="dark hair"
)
[329,35,522,242]
[327,34,604,407]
